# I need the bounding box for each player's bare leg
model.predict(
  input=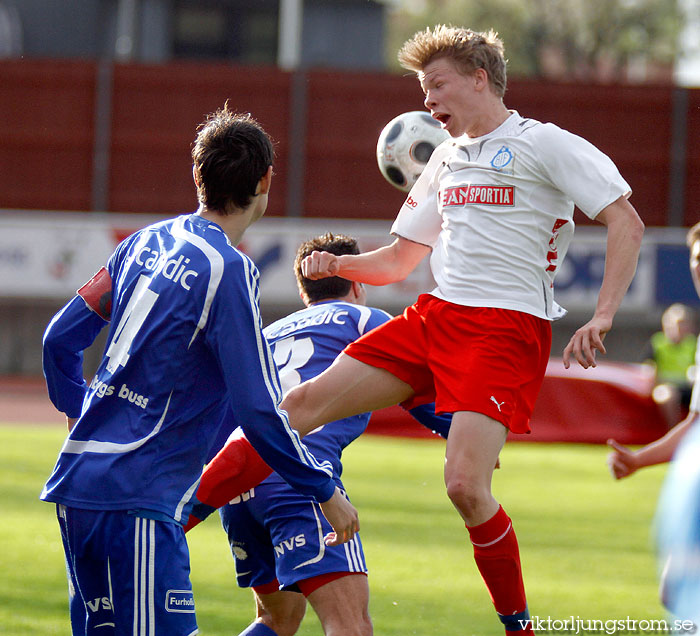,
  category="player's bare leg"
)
[186,355,413,533]
[444,411,505,525]
[282,354,414,437]
[306,574,372,636]
[445,411,533,635]
[240,589,306,636]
